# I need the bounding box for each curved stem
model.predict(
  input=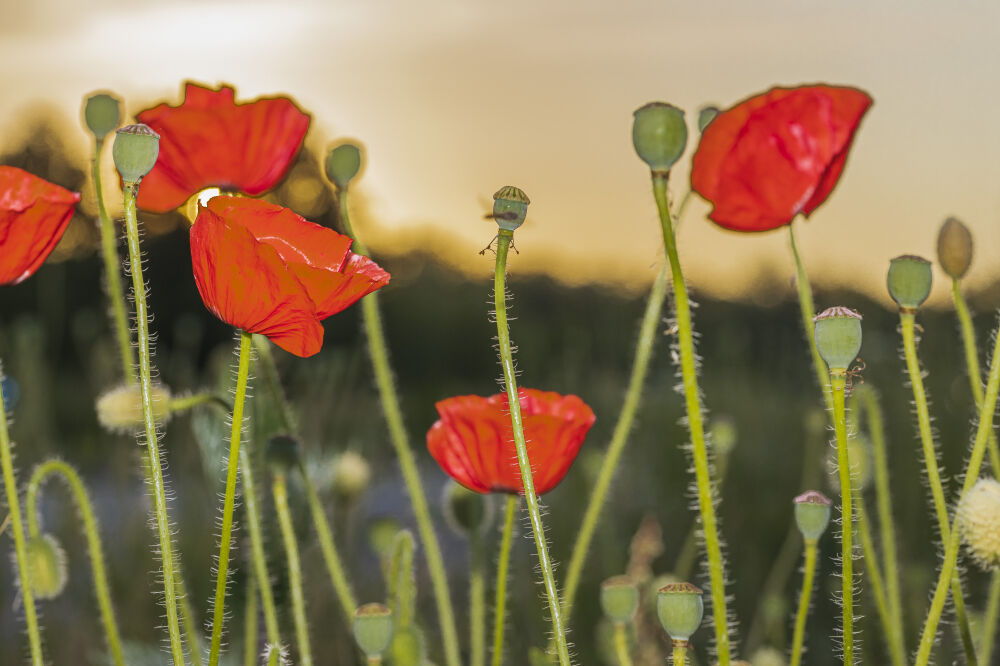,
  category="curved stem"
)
[239,445,282,655]
[493,230,570,665]
[337,189,461,666]
[491,496,517,666]
[0,366,44,666]
[831,374,854,665]
[856,501,901,666]
[26,459,125,666]
[168,392,231,415]
[273,472,312,666]
[900,312,977,664]
[788,539,817,666]
[207,330,253,666]
[122,181,185,665]
[651,172,730,664]
[981,573,1000,664]
[470,533,486,666]
[788,223,833,414]
[613,623,632,666]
